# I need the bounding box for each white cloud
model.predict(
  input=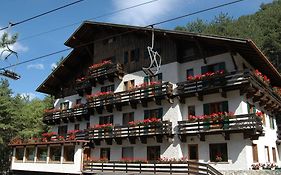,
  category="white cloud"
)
[110,0,191,26]
[20,92,36,100]
[27,63,44,70]
[51,62,57,69]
